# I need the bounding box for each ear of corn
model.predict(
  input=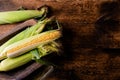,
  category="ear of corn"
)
[0,7,47,24]
[0,18,53,60]
[0,41,60,71]
[4,30,61,58]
